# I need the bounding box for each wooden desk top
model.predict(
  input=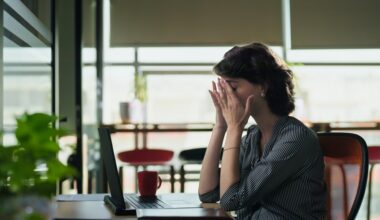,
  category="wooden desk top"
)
[54,193,229,220]
[55,200,130,219]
